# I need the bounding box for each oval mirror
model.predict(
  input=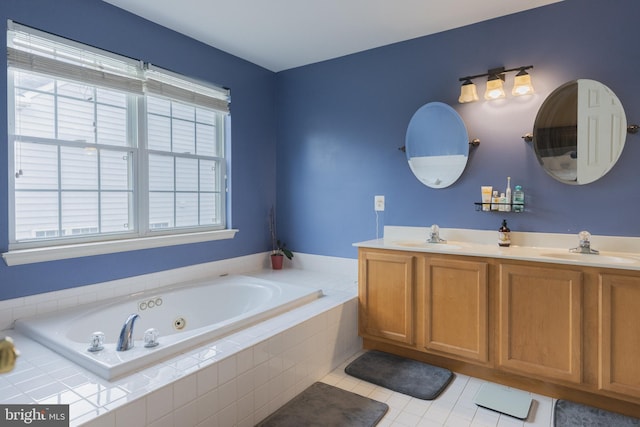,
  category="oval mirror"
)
[533,79,627,185]
[405,102,469,188]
